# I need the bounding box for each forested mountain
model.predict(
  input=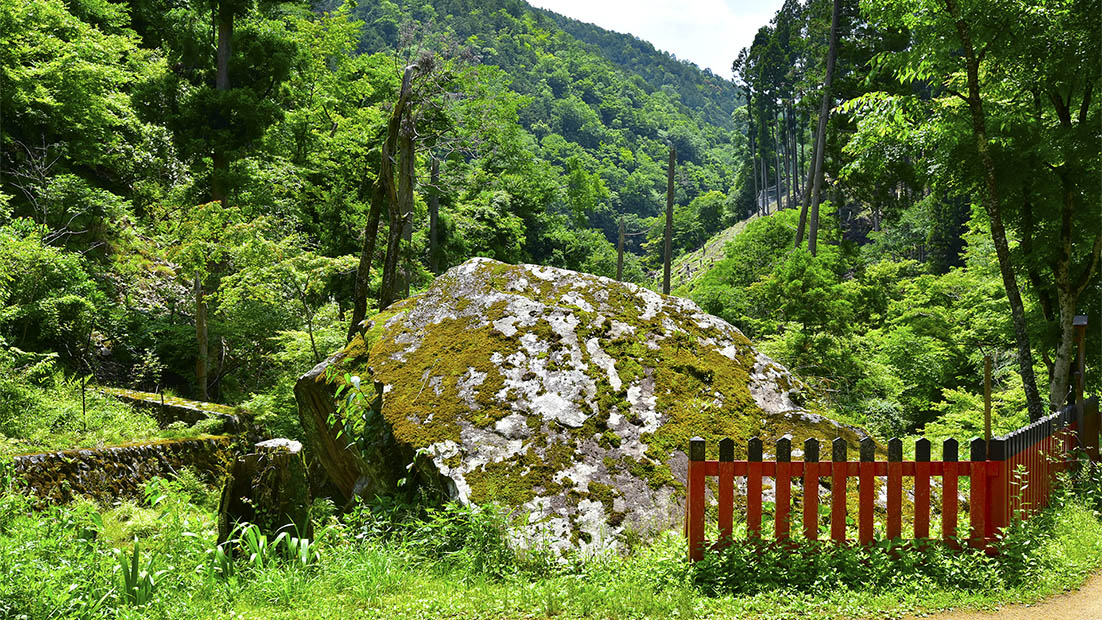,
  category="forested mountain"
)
[533,7,741,130]
[353,0,747,259]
